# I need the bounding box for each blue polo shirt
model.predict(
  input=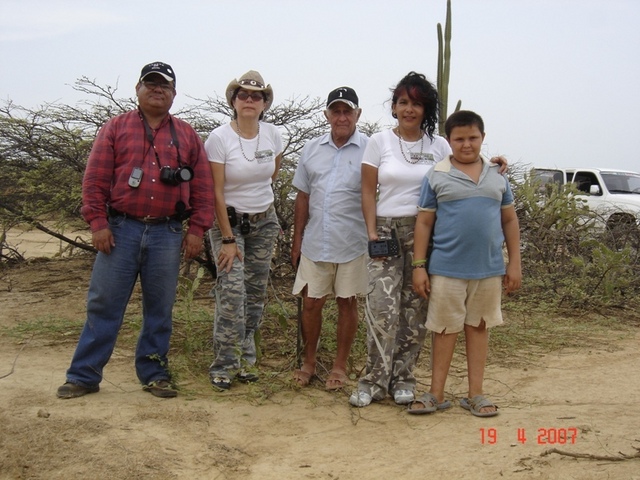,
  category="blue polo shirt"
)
[293,130,368,263]
[417,156,514,279]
